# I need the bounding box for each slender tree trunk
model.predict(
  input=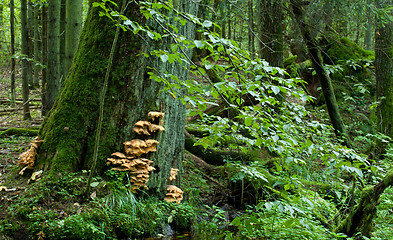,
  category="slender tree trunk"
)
[248,0,255,58]
[37,0,198,196]
[28,0,34,88]
[0,3,3,51]
[41,5,48,116]
[257,0,283,67]
[375,0,393,155]
[43,0,61,116]
[10,0,16,106]
[228,11,231,39]
[21,0,31,120]
[33,4,40,88]
[291,0,350,147]
[59,0,66,83]
[364,0,373,50]
[65,0,83,75]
